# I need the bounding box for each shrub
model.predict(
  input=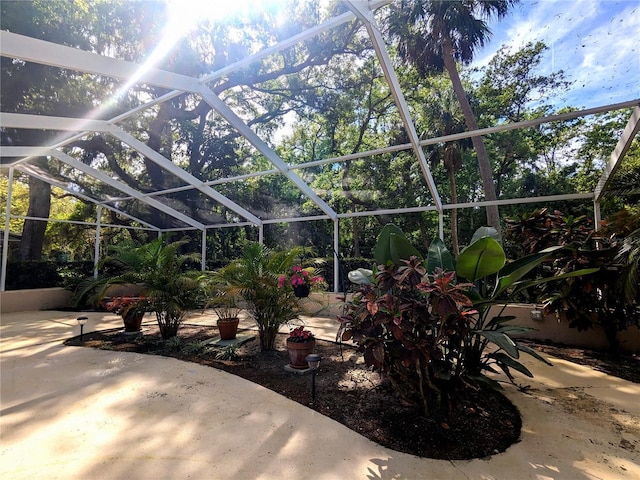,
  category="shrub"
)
[214,242,300,351]
[506,208,640,353]
[338,225,595,415]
